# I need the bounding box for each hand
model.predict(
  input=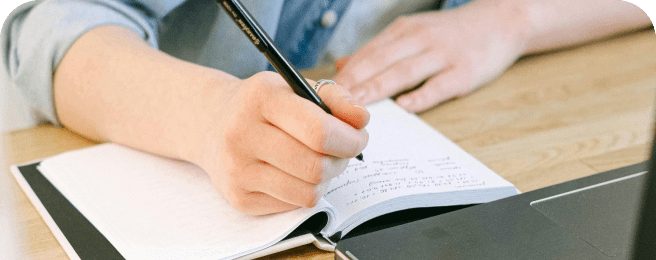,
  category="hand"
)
[192,71,370,215]
[333,0,529,112]
[52,25,368,216]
